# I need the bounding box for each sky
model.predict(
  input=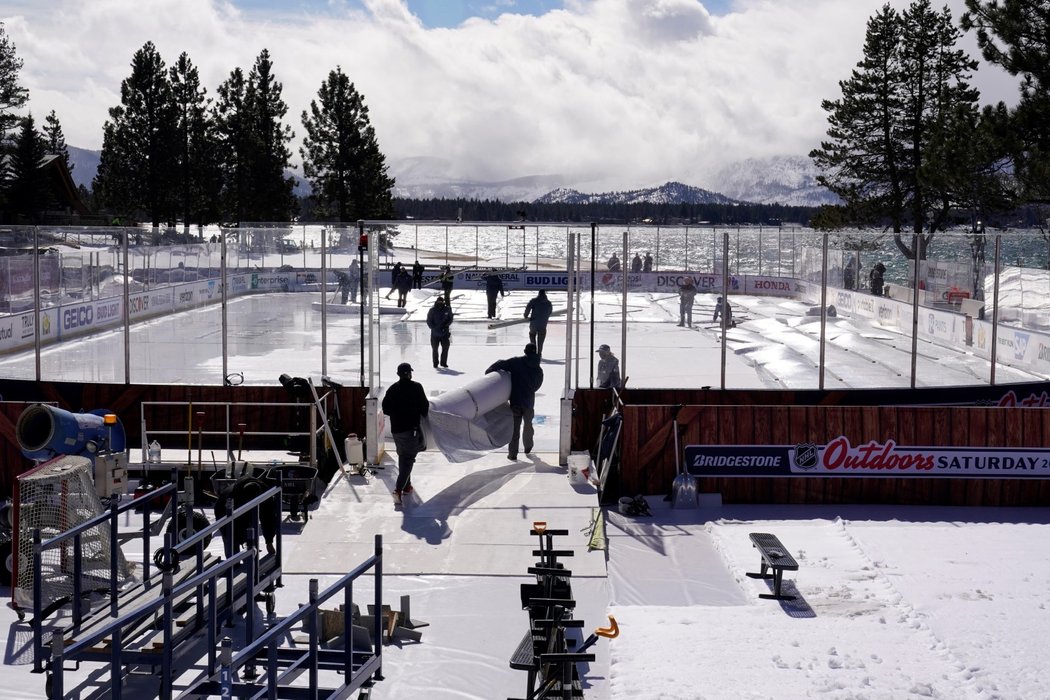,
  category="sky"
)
[0,0,1023,192]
